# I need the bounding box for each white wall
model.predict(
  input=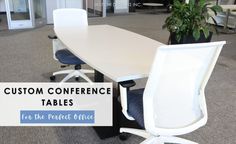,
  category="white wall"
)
[0,0,6,12]
[114,0,128,13]
[57,0,83,8]
[46,0,57,24]
[65,0,83,8]
[0,0,13,12]
[46,0,83,24]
